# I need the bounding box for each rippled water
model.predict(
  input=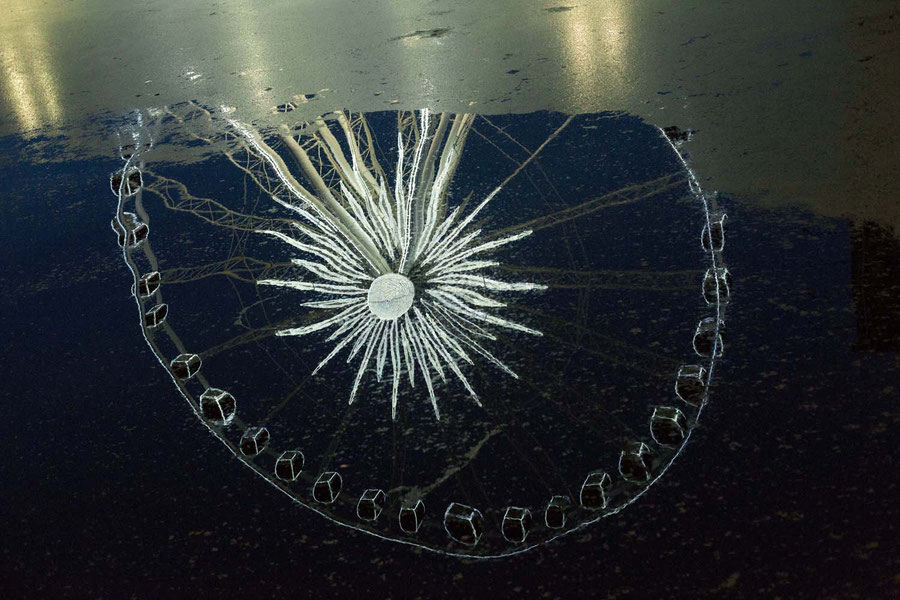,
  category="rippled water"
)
[1,1,897,597]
